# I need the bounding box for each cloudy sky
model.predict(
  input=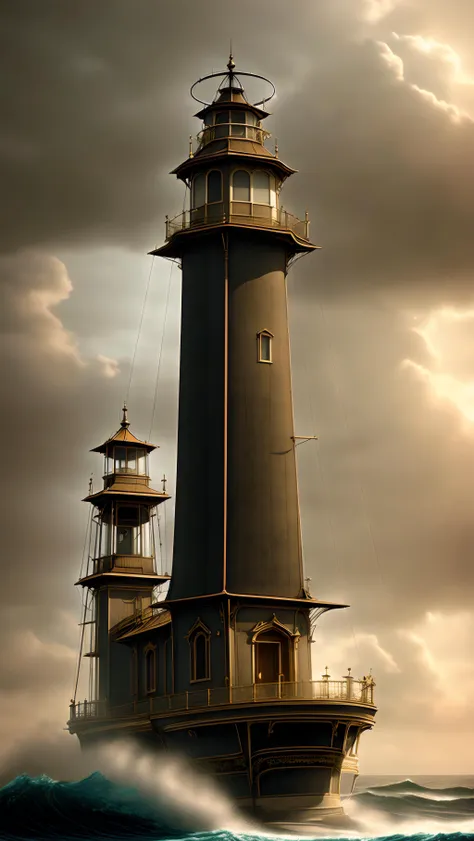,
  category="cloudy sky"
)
[1,0,474,780]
